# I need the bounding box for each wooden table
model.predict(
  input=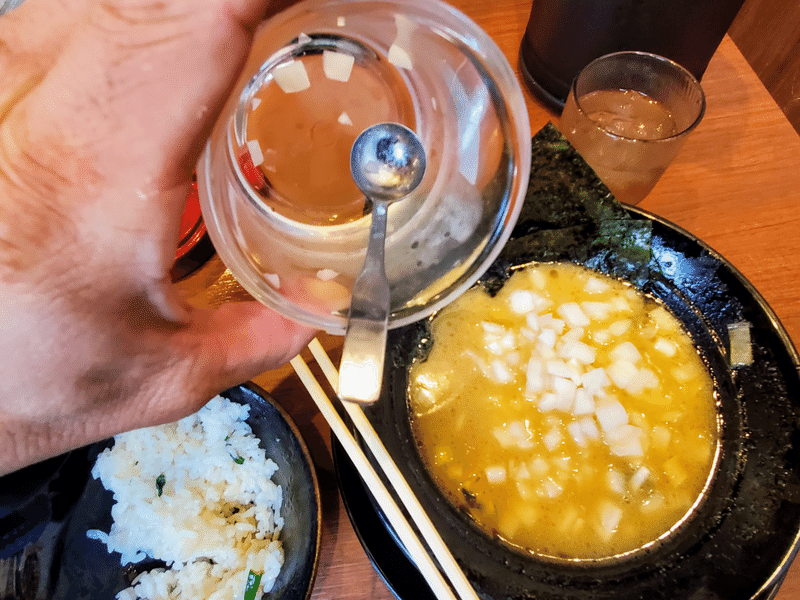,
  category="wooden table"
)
[183,1,800,598]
